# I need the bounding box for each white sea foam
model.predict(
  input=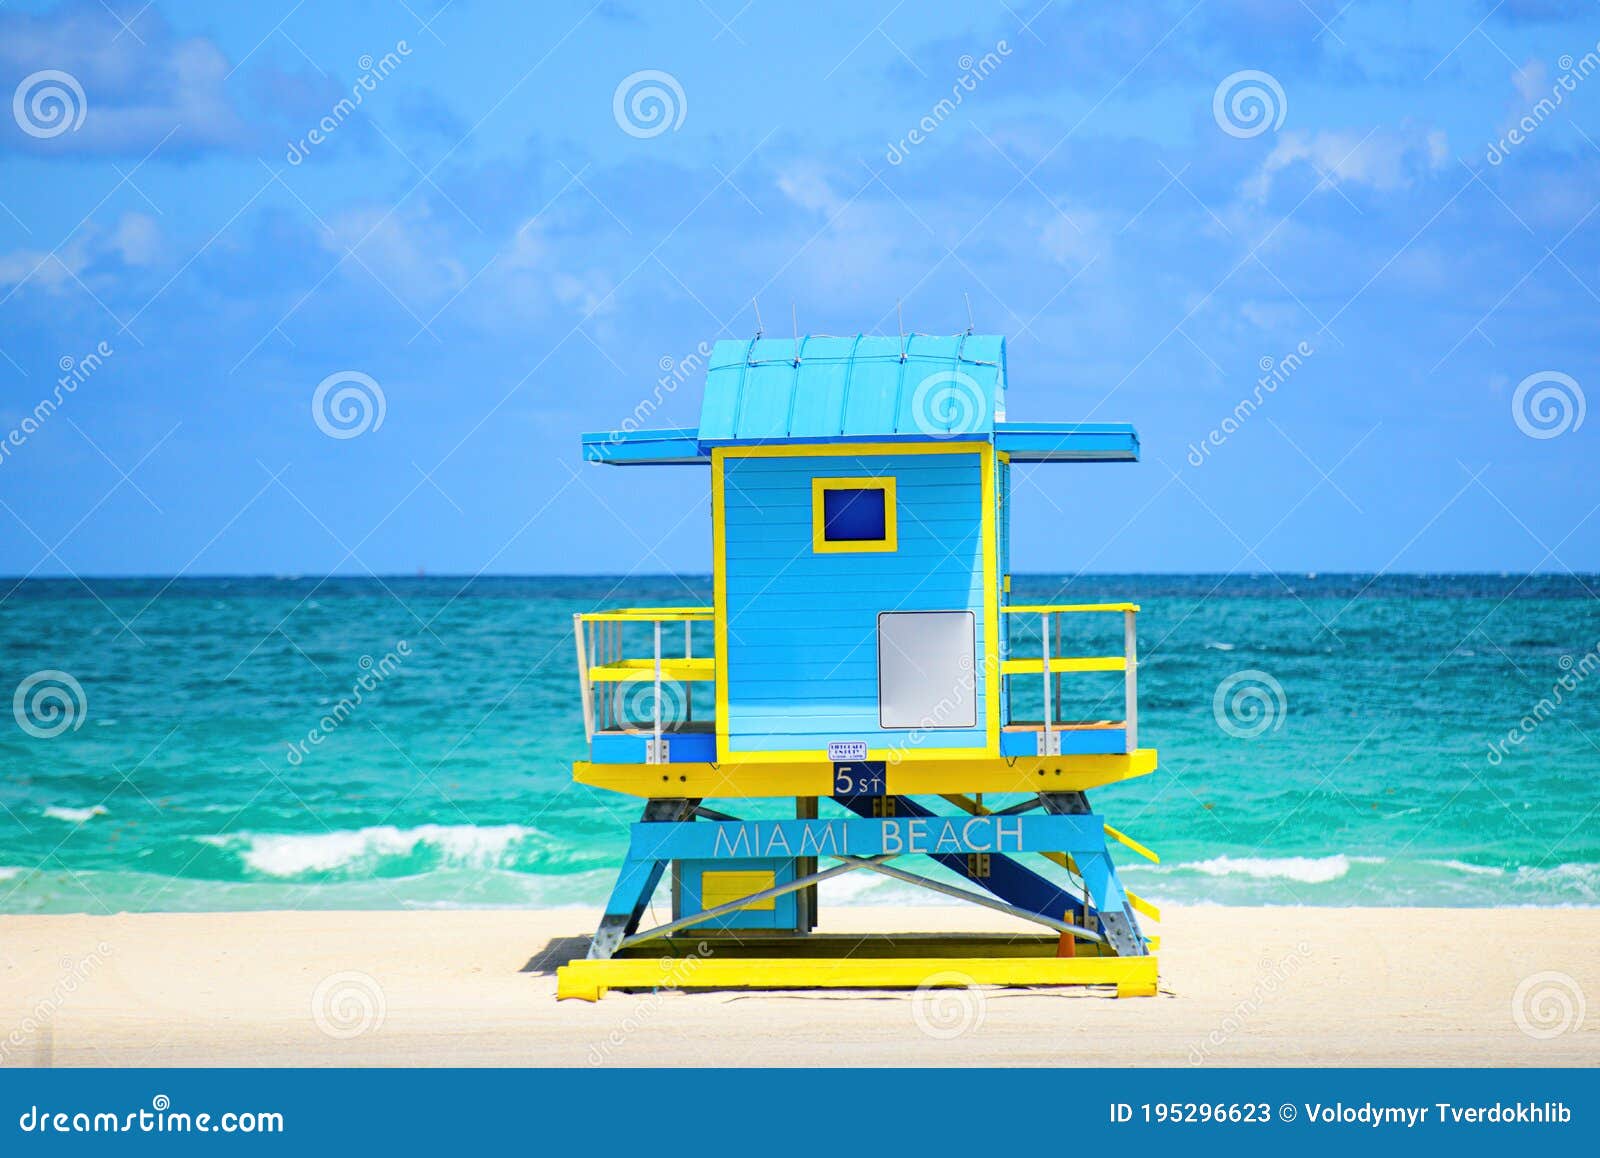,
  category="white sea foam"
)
[1205,642,1236,651]
[1430,858,1505,877]
[43,805,108,823]
[1514,861,1600,897]
[817,872,941,907]
[0,867,22,881]
[1171,854,1366,884]
[206,824,537,877]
